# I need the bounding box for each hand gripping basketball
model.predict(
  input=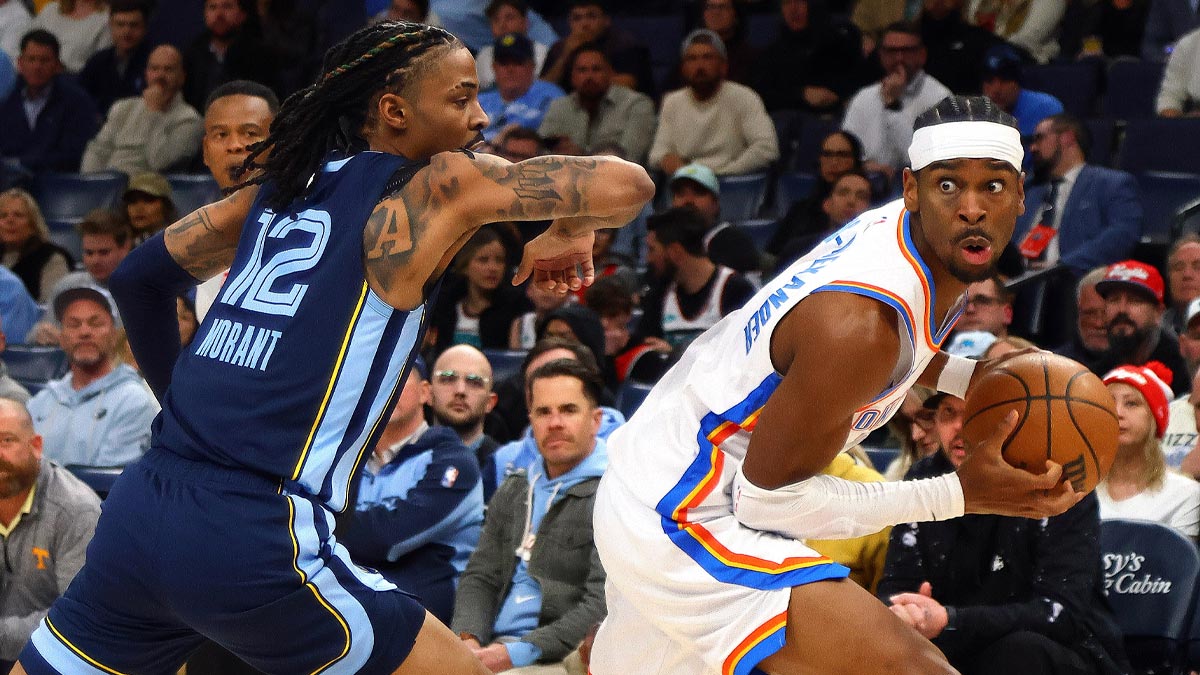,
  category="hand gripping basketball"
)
[957,410,1082,519]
